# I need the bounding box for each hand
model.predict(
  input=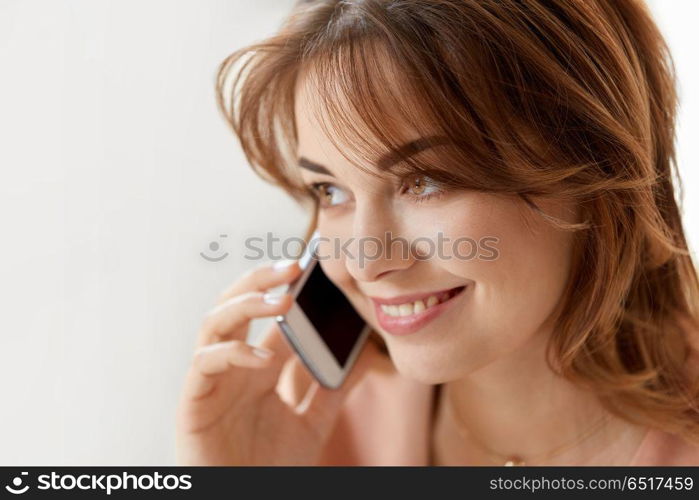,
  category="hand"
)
[175,260,382,465]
